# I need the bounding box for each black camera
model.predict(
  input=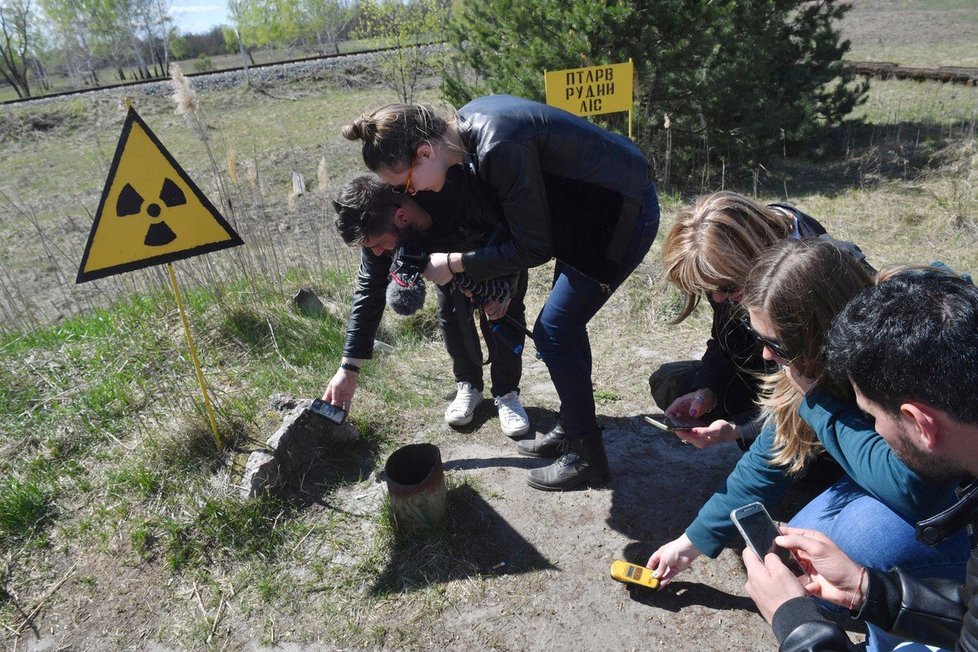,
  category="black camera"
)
[390,246,430,287]
[308,398,346,425]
